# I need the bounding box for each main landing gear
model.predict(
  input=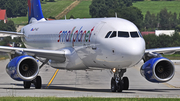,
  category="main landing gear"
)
[23,59,48,89]
[23,76,42,89]
[111,69,129,92]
